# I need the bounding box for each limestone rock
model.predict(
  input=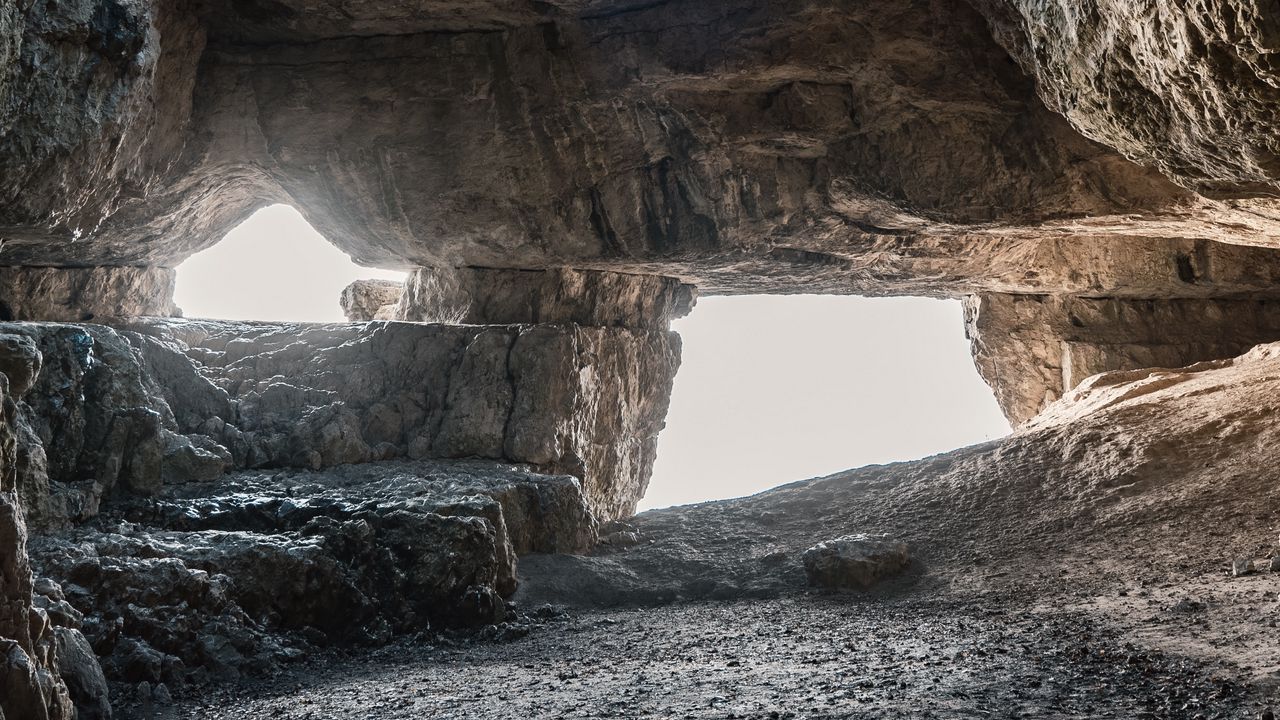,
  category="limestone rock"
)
[0,268,177,322]
[0,388,73,720]
[802,535,911,591]
[395,268,696,330]
[28,458,594,685]
[130,319,679,520]
[965,294,1280,424]
[339,280,403,322]
[12,0,1280,298]
[970,0,1280,197]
